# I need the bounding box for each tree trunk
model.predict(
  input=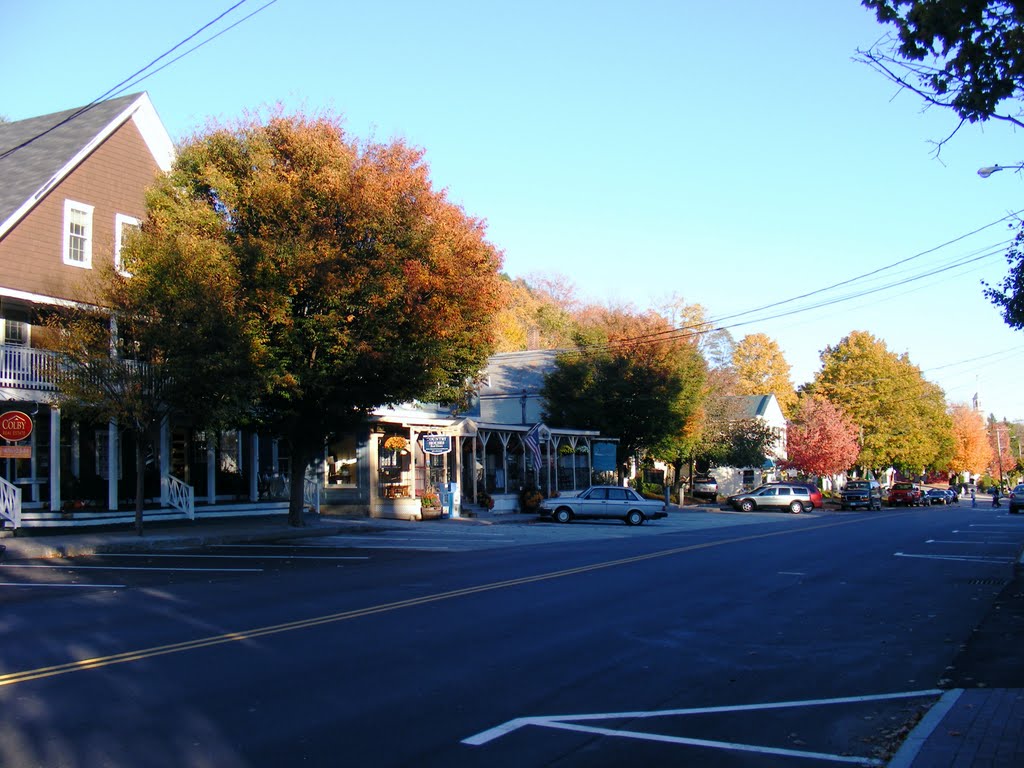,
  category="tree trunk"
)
[286,440,319,527]
[134,432,145,536]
